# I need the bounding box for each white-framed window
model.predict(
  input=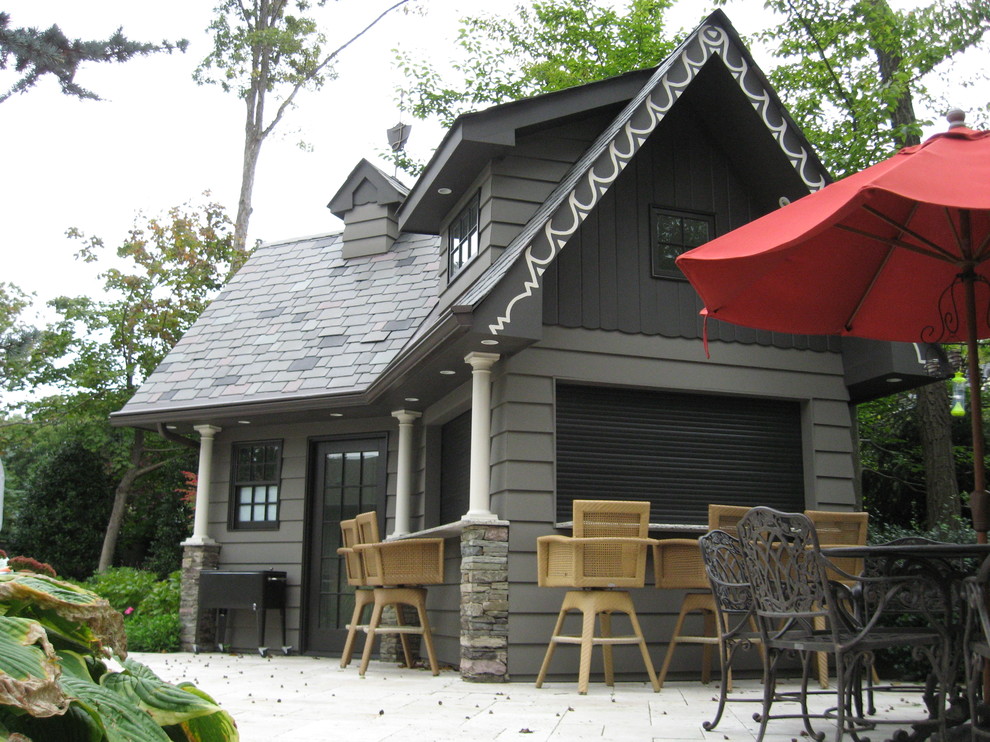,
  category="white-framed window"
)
[448,192,480,278]
[229,440,281,529]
